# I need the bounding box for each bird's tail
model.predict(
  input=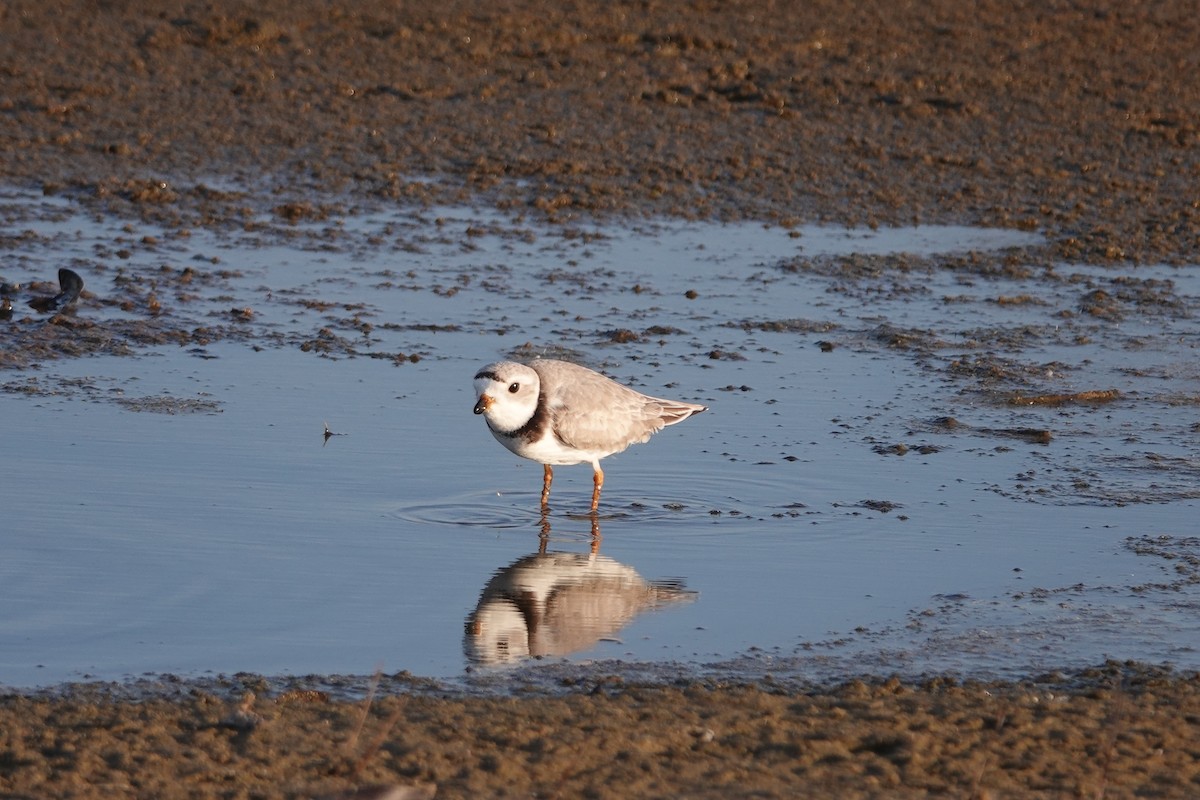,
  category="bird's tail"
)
[657,400,708,426]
